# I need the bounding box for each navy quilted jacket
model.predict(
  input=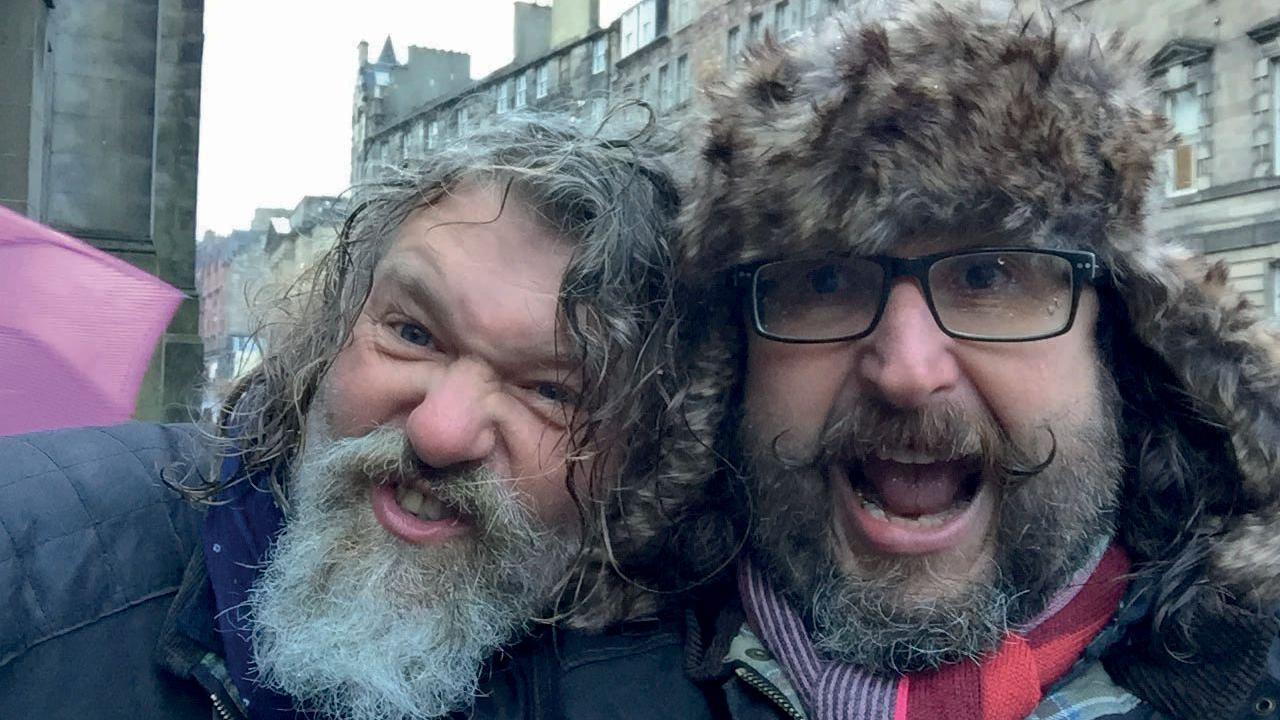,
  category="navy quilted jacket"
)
[0,423,208,718]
